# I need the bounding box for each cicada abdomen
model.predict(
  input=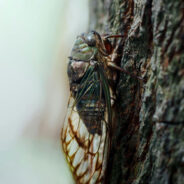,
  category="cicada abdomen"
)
[61,31,120,184]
